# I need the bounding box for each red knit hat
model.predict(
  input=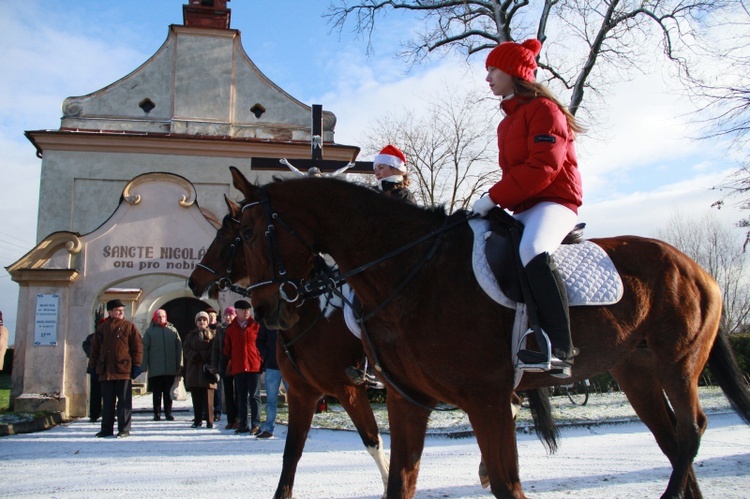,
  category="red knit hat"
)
[373,144,407,173]
[485,39,542,82]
